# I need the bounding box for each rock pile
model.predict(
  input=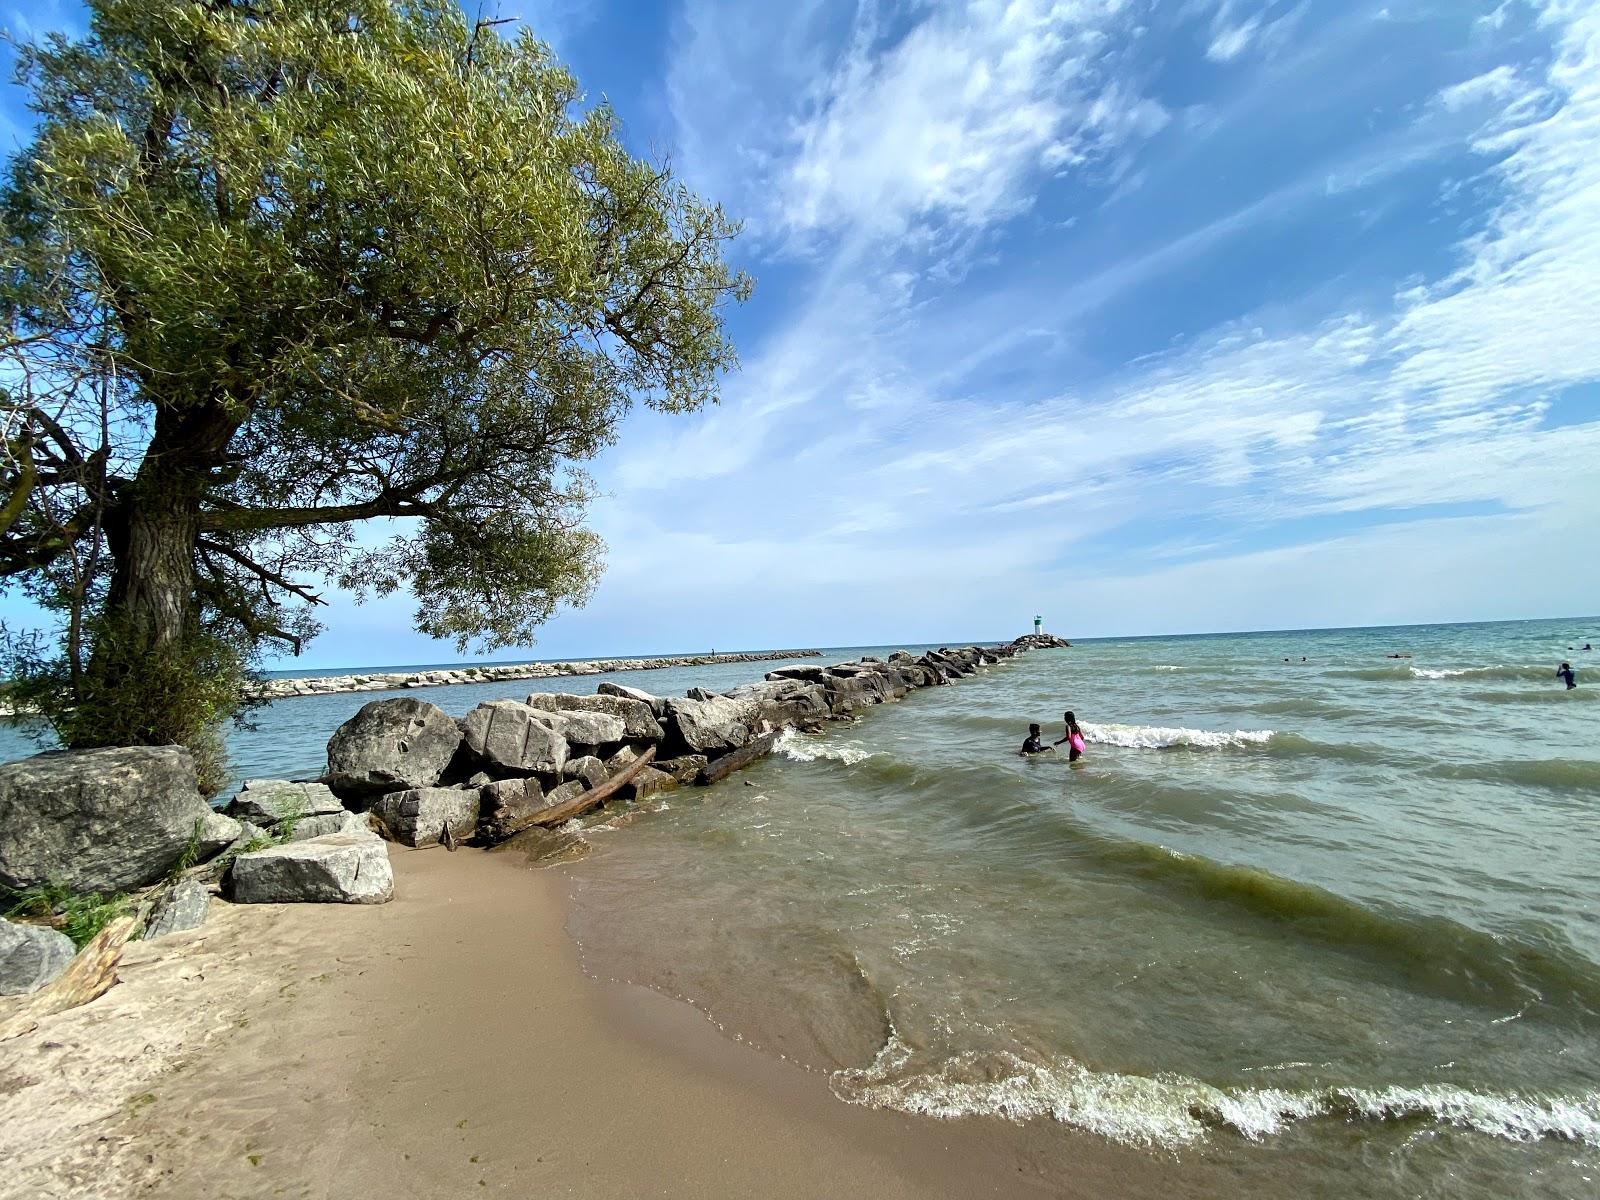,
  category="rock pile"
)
[315,636,1057,848]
